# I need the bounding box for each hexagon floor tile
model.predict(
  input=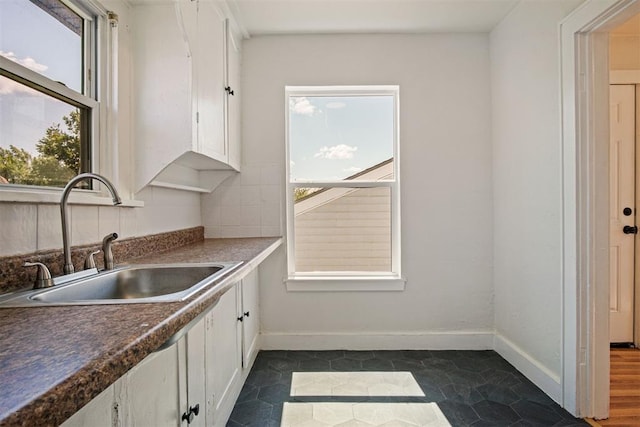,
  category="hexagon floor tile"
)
[227,351,588,427]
